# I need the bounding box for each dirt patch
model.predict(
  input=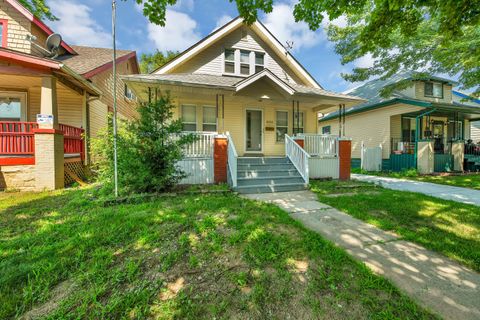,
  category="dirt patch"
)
[20,280,76,320]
